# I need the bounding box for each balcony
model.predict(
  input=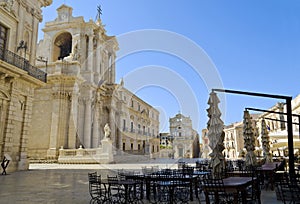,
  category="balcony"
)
[0,47,47,82]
